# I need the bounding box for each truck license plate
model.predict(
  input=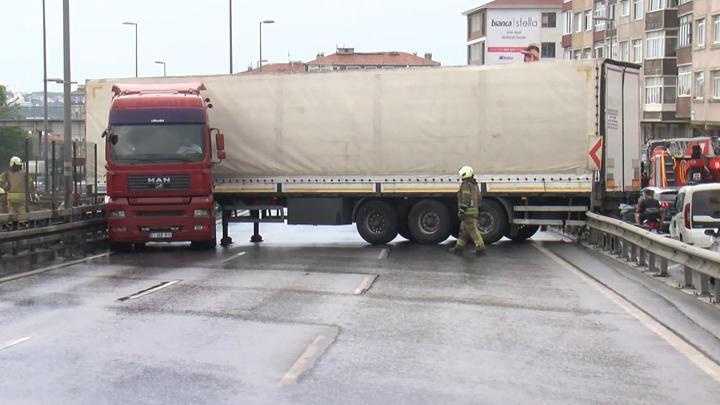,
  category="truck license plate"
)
[149,232,172,239]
